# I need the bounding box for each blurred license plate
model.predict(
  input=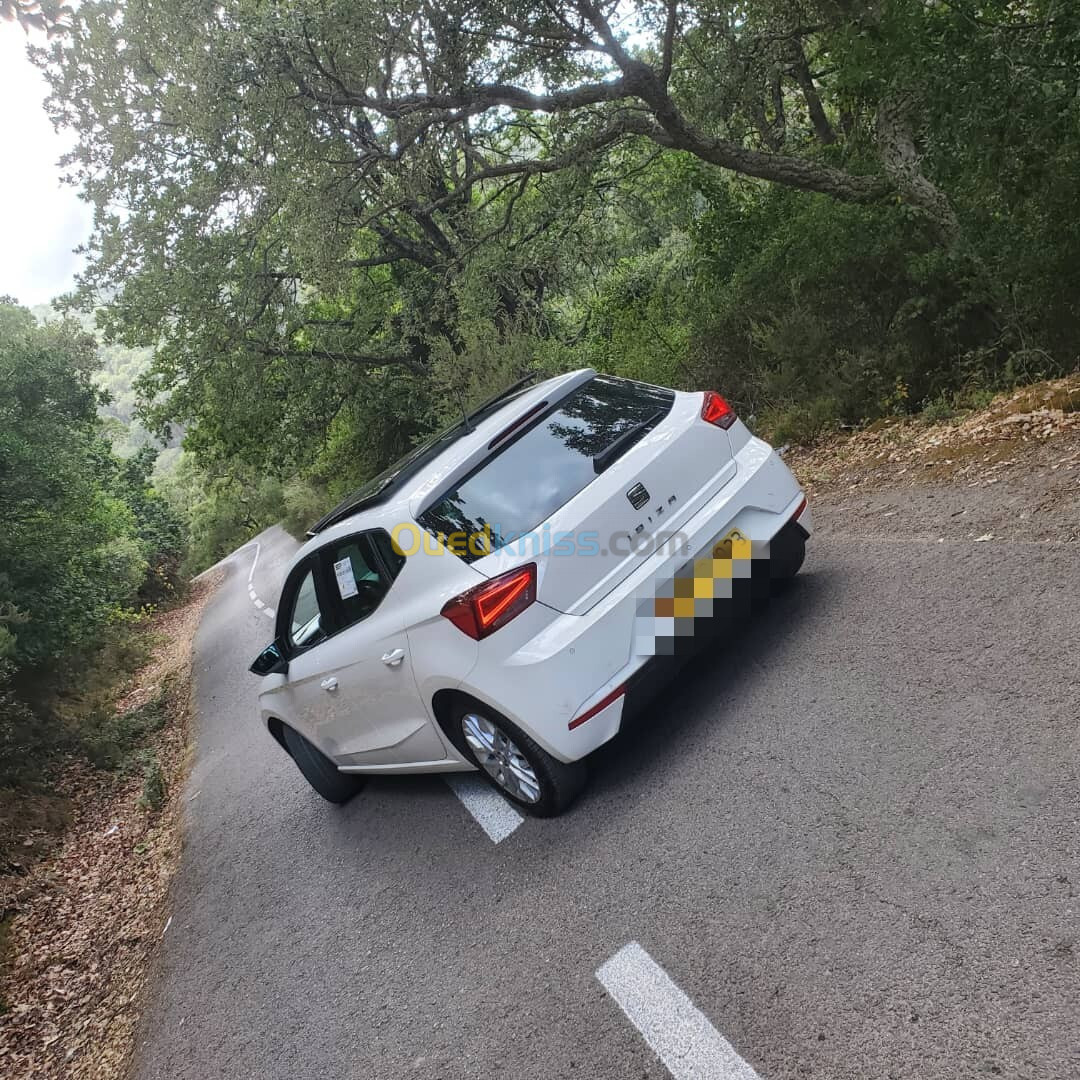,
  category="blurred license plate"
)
[711,528,748,560]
